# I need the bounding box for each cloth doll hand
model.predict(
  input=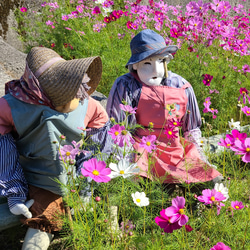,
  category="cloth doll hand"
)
[10,199,34,218]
